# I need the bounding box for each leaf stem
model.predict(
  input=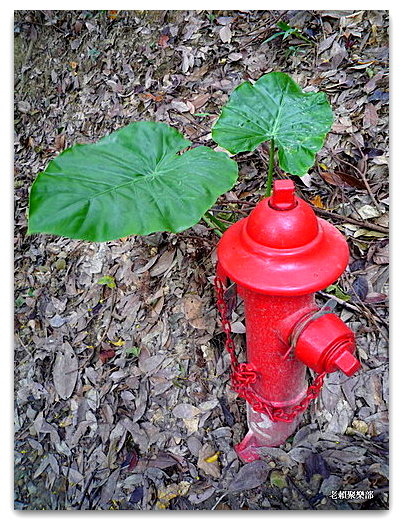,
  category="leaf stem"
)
[203,212,227,236]
[265,138,275,197]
